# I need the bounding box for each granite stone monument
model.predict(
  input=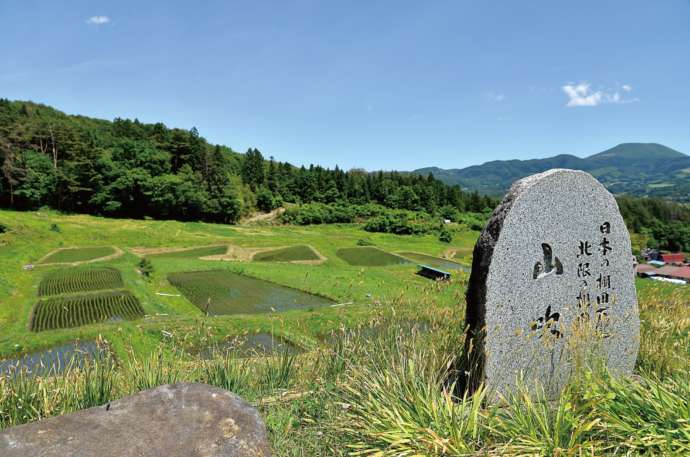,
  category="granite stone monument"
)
[464,169,639,398]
